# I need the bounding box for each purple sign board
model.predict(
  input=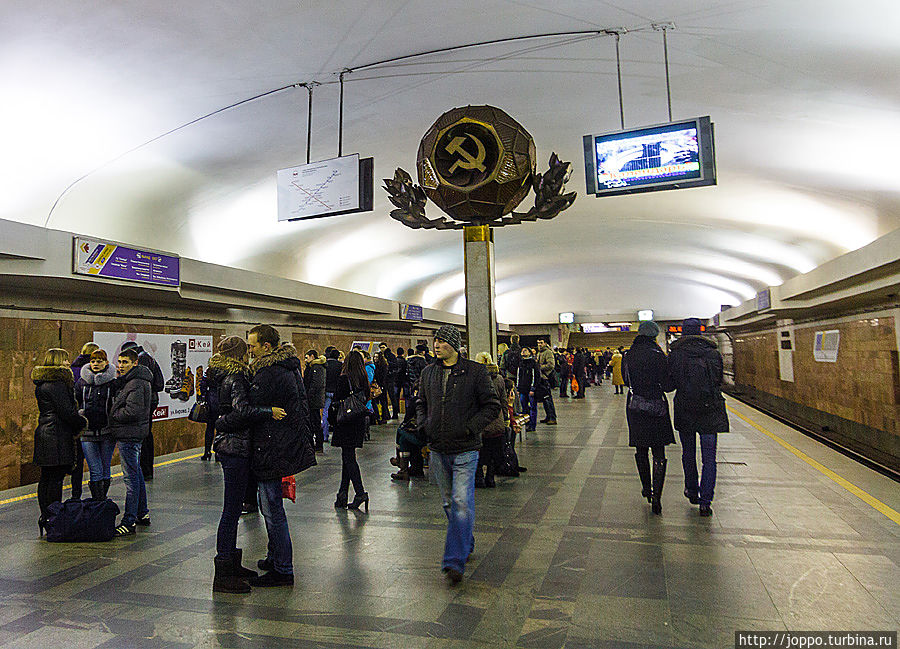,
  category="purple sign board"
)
[400,304,424,321]
[74,237,180,287]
